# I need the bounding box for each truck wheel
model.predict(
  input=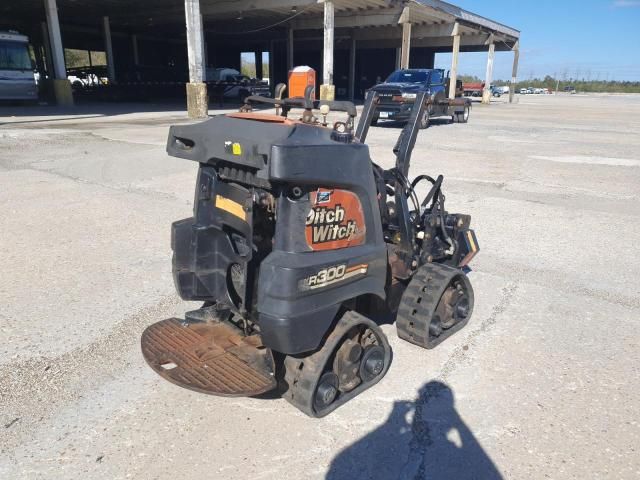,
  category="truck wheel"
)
[419,110,430,129]
[371,115,379,126]
[456,106,470,123]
